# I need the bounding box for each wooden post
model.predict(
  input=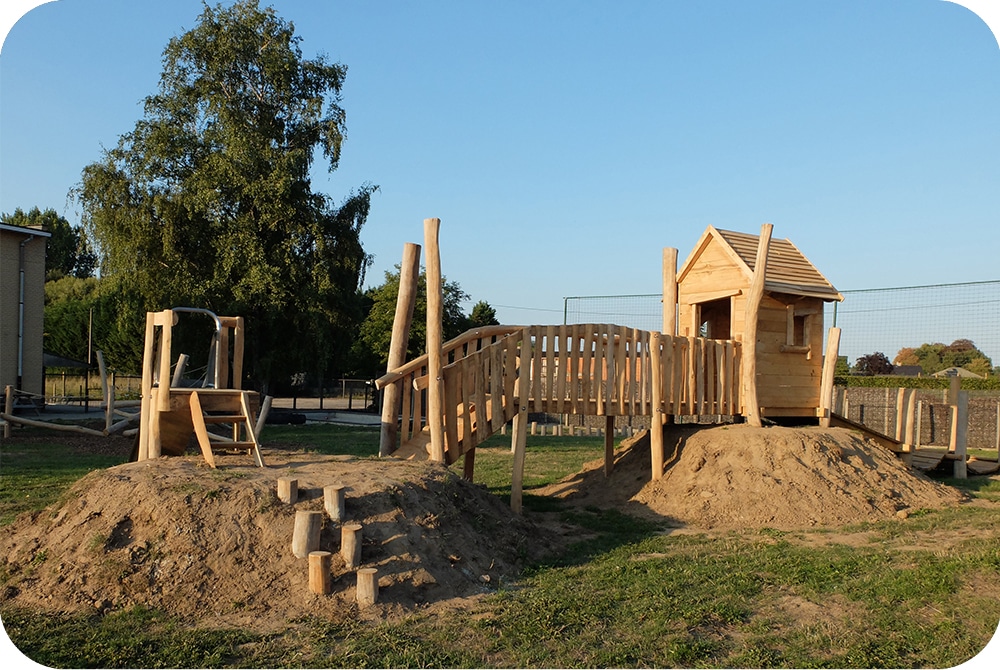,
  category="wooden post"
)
[915,400,923,448]
[894,388,907,442]
[740,223,772,427]
[254,395,273,439]
[424,218,445,463]
[171,353,189,388]
[995,402,1000,461]
[308,551,332,594]
[510,329,531,513]
[277,477,298,504]
[662,248,678,336]
[380,242,421,457]
[649,331,664,479]
[3,385,13,438]
[953,389,968,479]
[356,567,379,606]
[463,447,476,481]
[903,389,917,450]
[292,510,323,558]
[818,327,841,428]
[604,416,615,476]
[324,484,346,521]
[341,523,362,569]
[137,313,156,461]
